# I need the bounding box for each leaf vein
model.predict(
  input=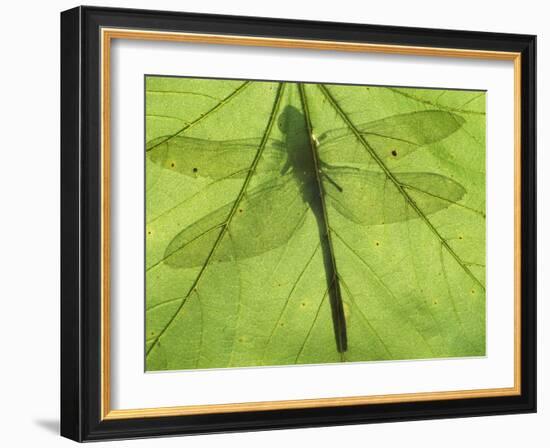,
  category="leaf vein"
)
[146,83,285,359]
[320,84,485,293]
[146,81,252,153]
